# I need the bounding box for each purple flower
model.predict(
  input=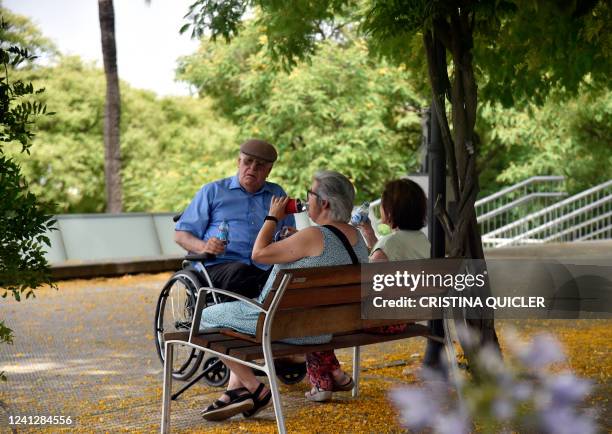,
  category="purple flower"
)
[389,388,438,430]
[433,410,470,434]
[416,365,453,402]
[540,408,596,434]
[511,381,533,401]
[518,333,565,369]
[477,344,504,374]
[492,398,515,420]
[455,324,478,350]
[545,373,592,407]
